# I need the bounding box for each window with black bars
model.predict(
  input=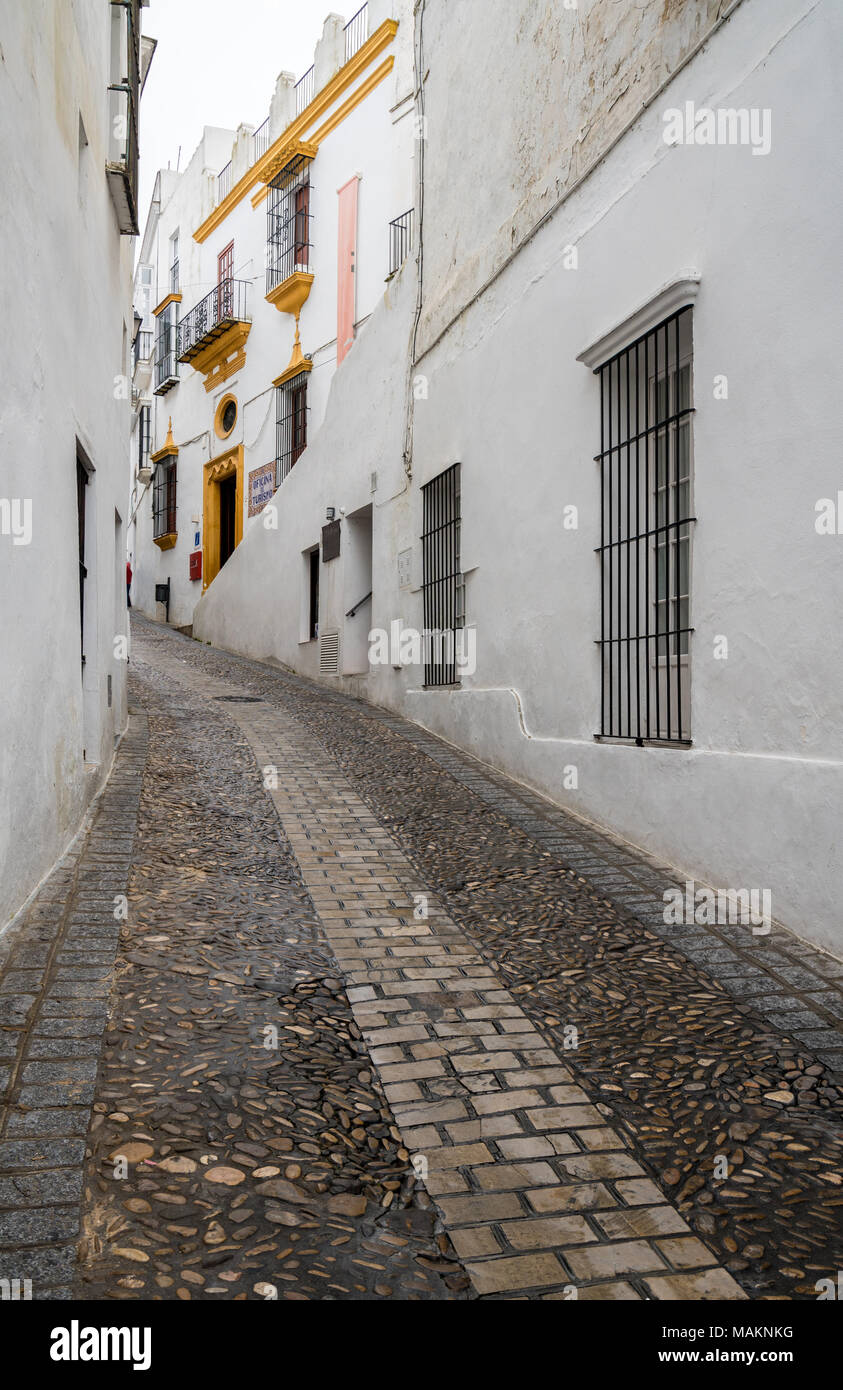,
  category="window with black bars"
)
[138,404,151,472]
[152,460,177,539]
[421,463,464,688]
[266,153,313,293]
[154,303,179,389]
[595,305,694,745]
[275,374,309,486]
